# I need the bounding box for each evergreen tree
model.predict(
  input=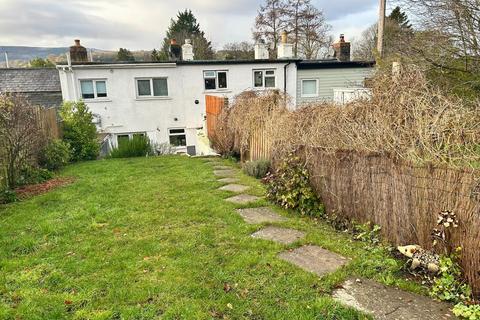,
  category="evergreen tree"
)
[116,48,135,62]
[161,10,214,60]
[389,6,412,29]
